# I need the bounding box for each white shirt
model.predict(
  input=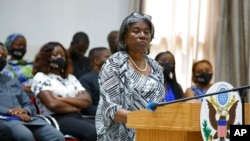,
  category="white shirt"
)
[31,72,85,115]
